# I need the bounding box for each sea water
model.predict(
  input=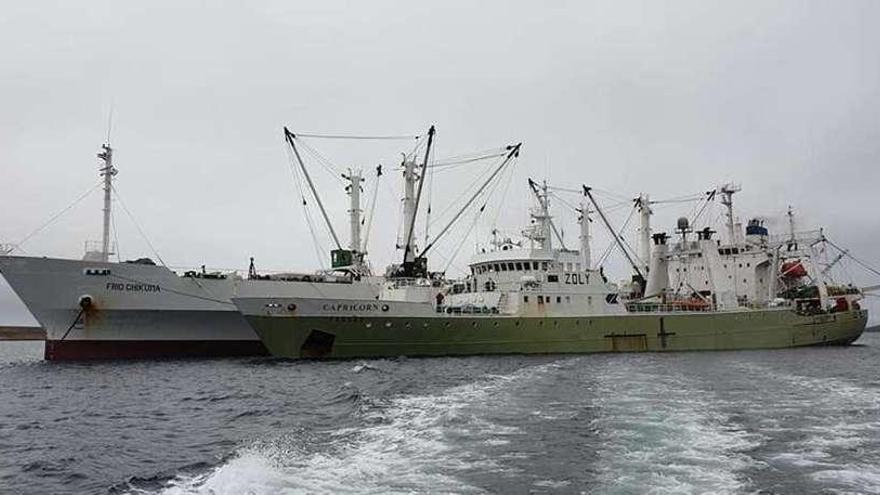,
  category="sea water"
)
[1,334,879,494]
